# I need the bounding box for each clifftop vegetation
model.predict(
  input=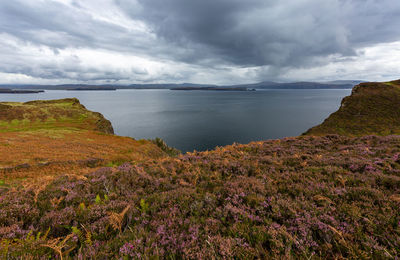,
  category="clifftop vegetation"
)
[0,98,113,134]
[0,98,169,184]
[305,80,400,136]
